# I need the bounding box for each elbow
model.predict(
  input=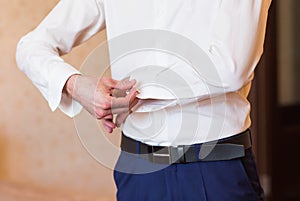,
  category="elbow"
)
[16,35,30,72]
[15,37,24,71]
[208,52,254,93]
[218,59,255,92]
[210,59,250,92]
[15,32,58,73]
[217,57,260,93]
[220,73,247,92]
